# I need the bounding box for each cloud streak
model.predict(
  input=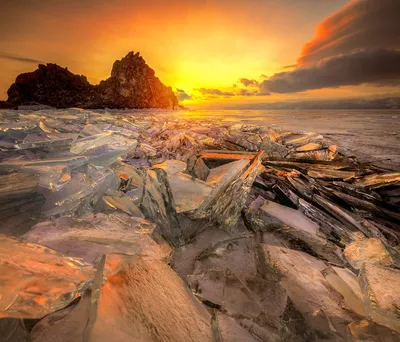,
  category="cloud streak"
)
[194,88,235,97]
[298,0,400,66]
[236,88,269,96]
[239,78,259,87]
[0,52,44,64]
[175,88,192,101]
[260,48,400,94]
[194,86,269,98]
